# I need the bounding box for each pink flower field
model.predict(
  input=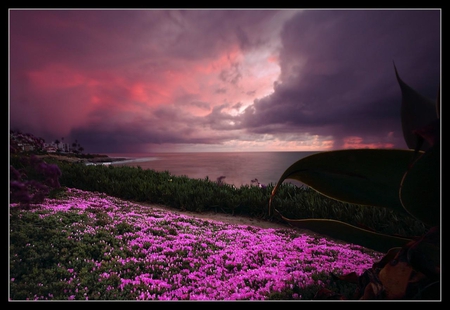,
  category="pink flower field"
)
[9,188,384,300]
